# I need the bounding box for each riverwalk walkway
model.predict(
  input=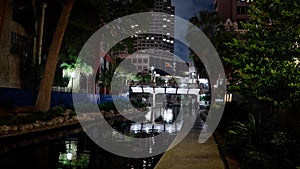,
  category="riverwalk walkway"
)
[155,122,225,169]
